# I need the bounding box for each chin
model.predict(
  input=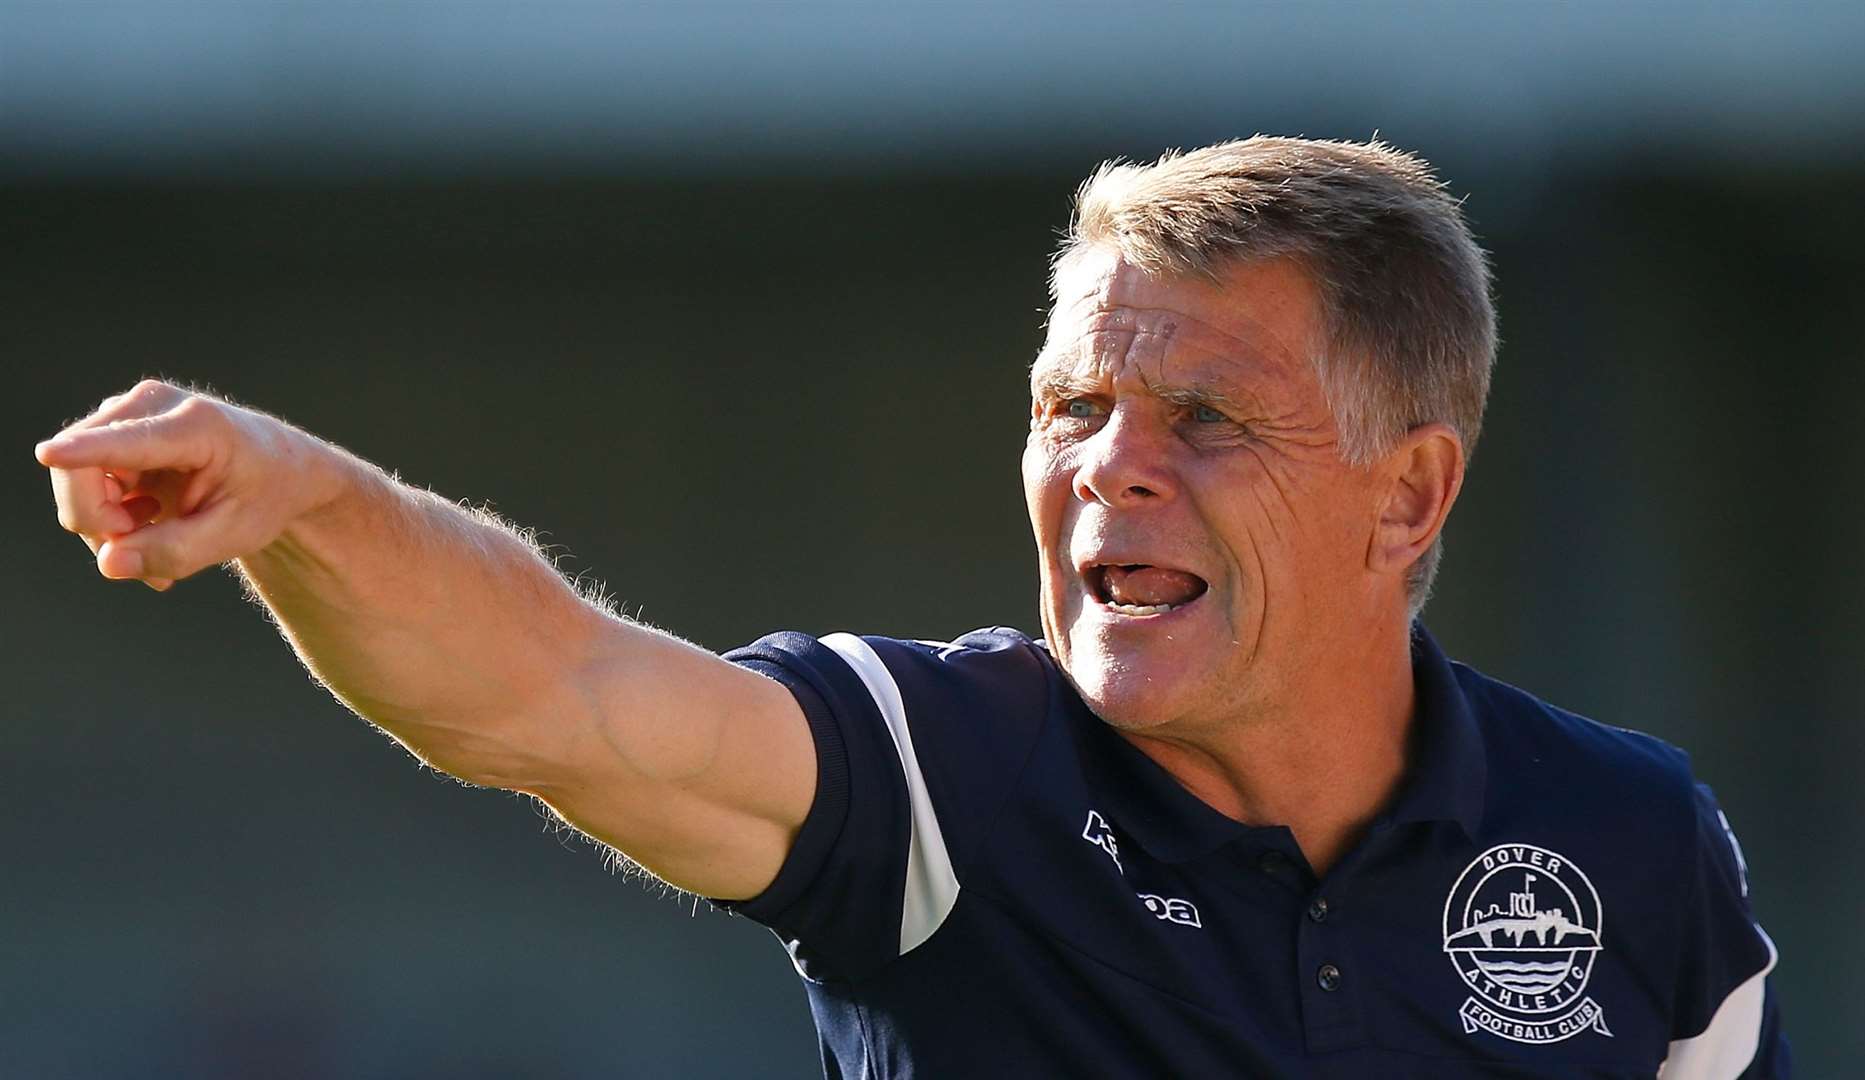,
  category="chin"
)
[1058,635,1203,733]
